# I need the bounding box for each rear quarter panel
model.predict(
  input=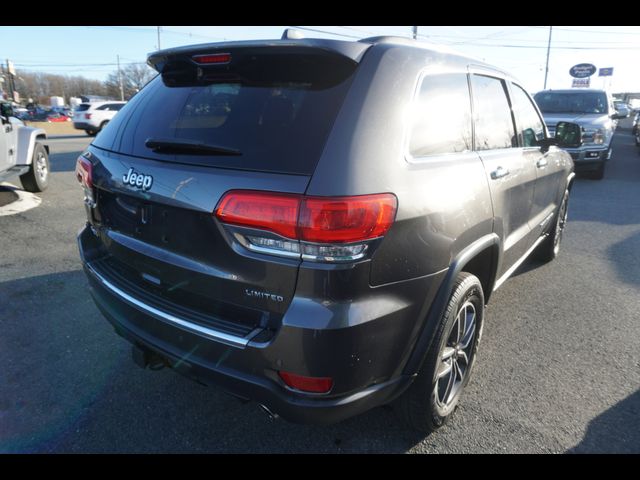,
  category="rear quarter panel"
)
[307,44,494,286]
